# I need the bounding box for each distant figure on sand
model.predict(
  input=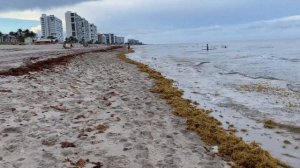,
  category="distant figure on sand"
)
[128,43,130,50]
[206,44,209,51]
